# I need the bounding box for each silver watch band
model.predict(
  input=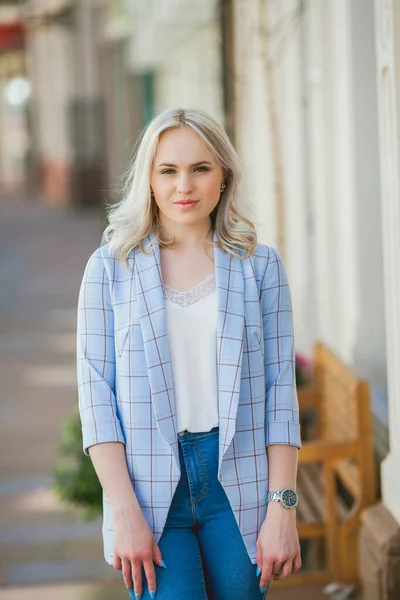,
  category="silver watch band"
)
[267,491,282,502]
